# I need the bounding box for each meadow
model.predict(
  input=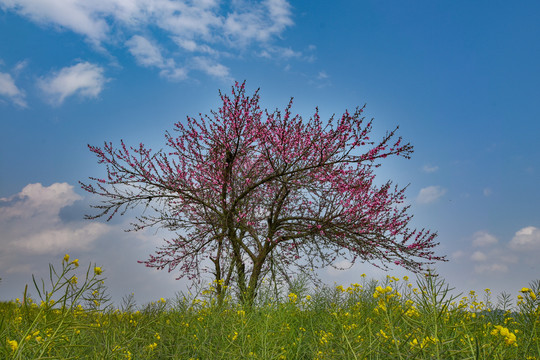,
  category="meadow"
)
[1,256,539,359]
